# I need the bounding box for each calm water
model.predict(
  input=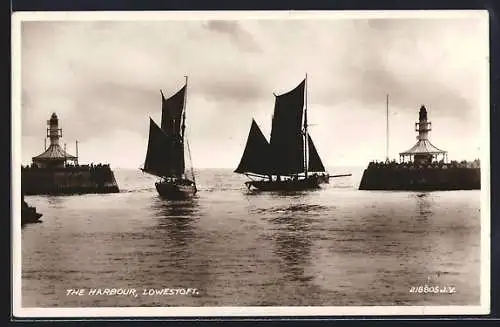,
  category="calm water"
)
[21,167,481,307]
